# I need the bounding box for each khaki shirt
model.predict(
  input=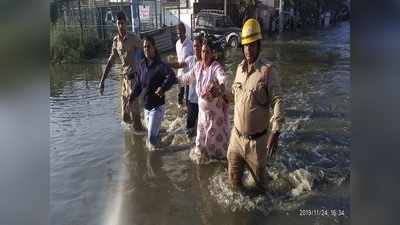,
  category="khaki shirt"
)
[108,32,142,76]
[232,57,284,135]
